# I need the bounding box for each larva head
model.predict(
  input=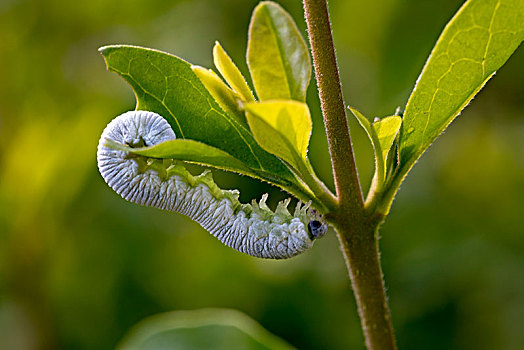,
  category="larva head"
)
[308,219,327,239]
[304,208,328,239]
